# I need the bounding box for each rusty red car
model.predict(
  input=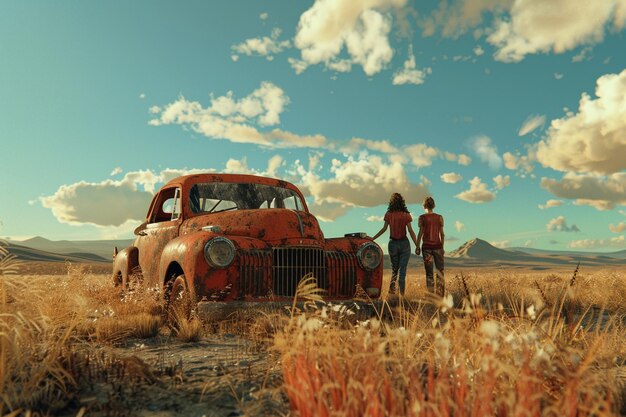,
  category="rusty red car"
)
[112,173,383,314]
